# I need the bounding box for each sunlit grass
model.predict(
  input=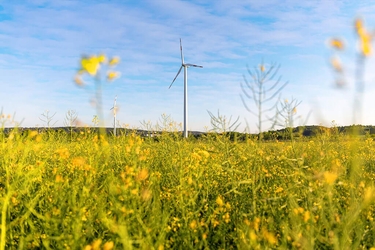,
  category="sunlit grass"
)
[0,128,374,249]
